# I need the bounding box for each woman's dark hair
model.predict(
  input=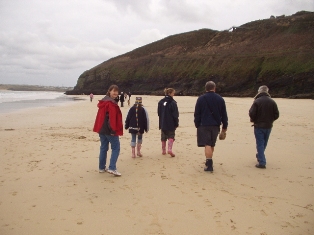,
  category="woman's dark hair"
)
[106,85,119,96]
